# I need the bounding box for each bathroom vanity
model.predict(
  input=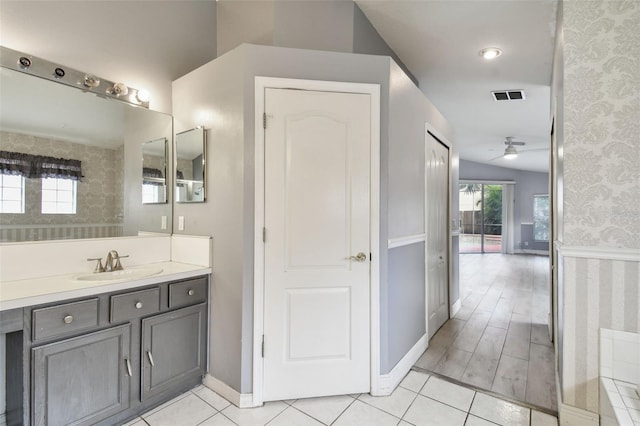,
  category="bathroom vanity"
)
[1,268,209,426]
